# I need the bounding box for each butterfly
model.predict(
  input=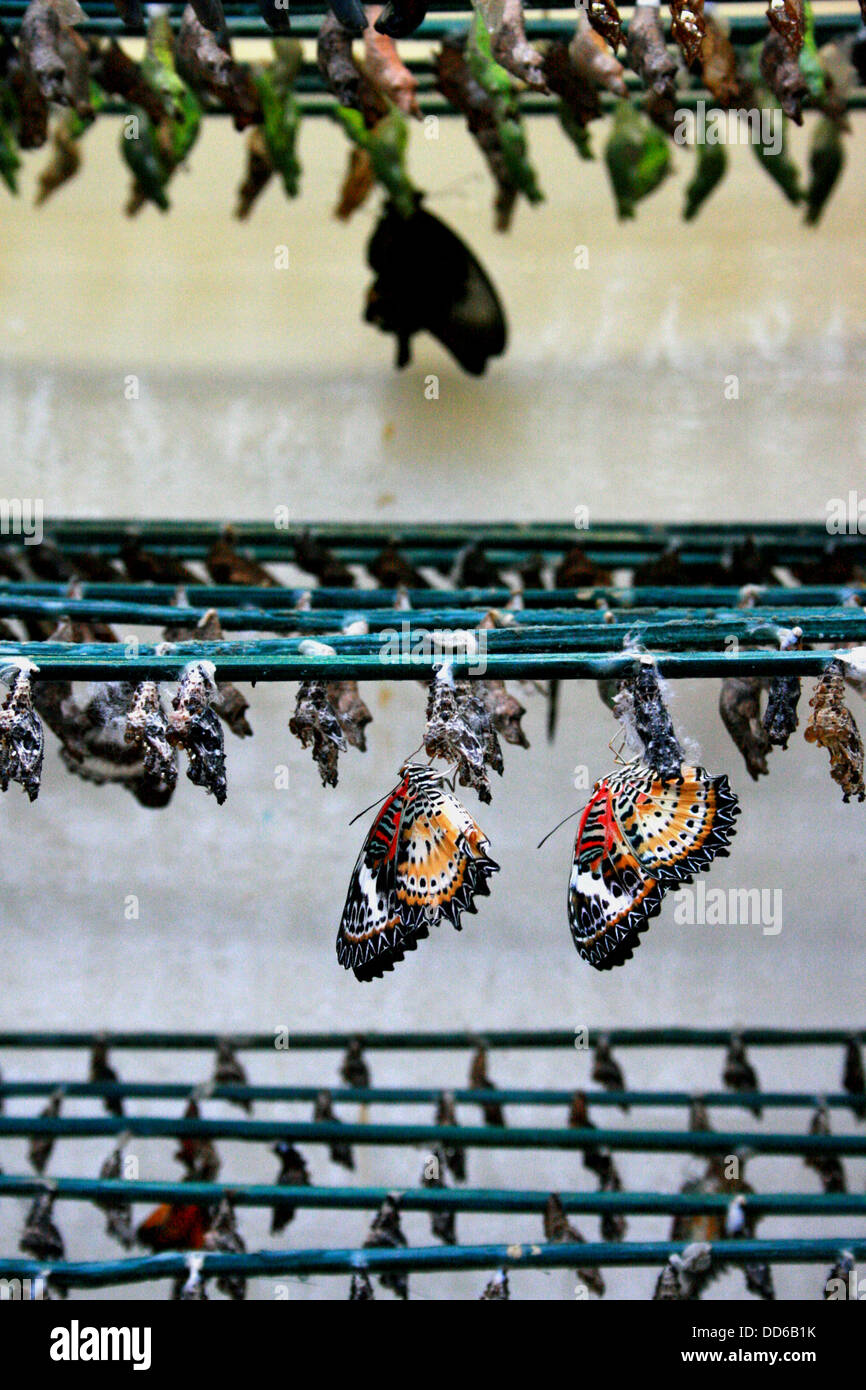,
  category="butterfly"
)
[365,200,507,375]
[337,762,499,981]
[568,758,740,970]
